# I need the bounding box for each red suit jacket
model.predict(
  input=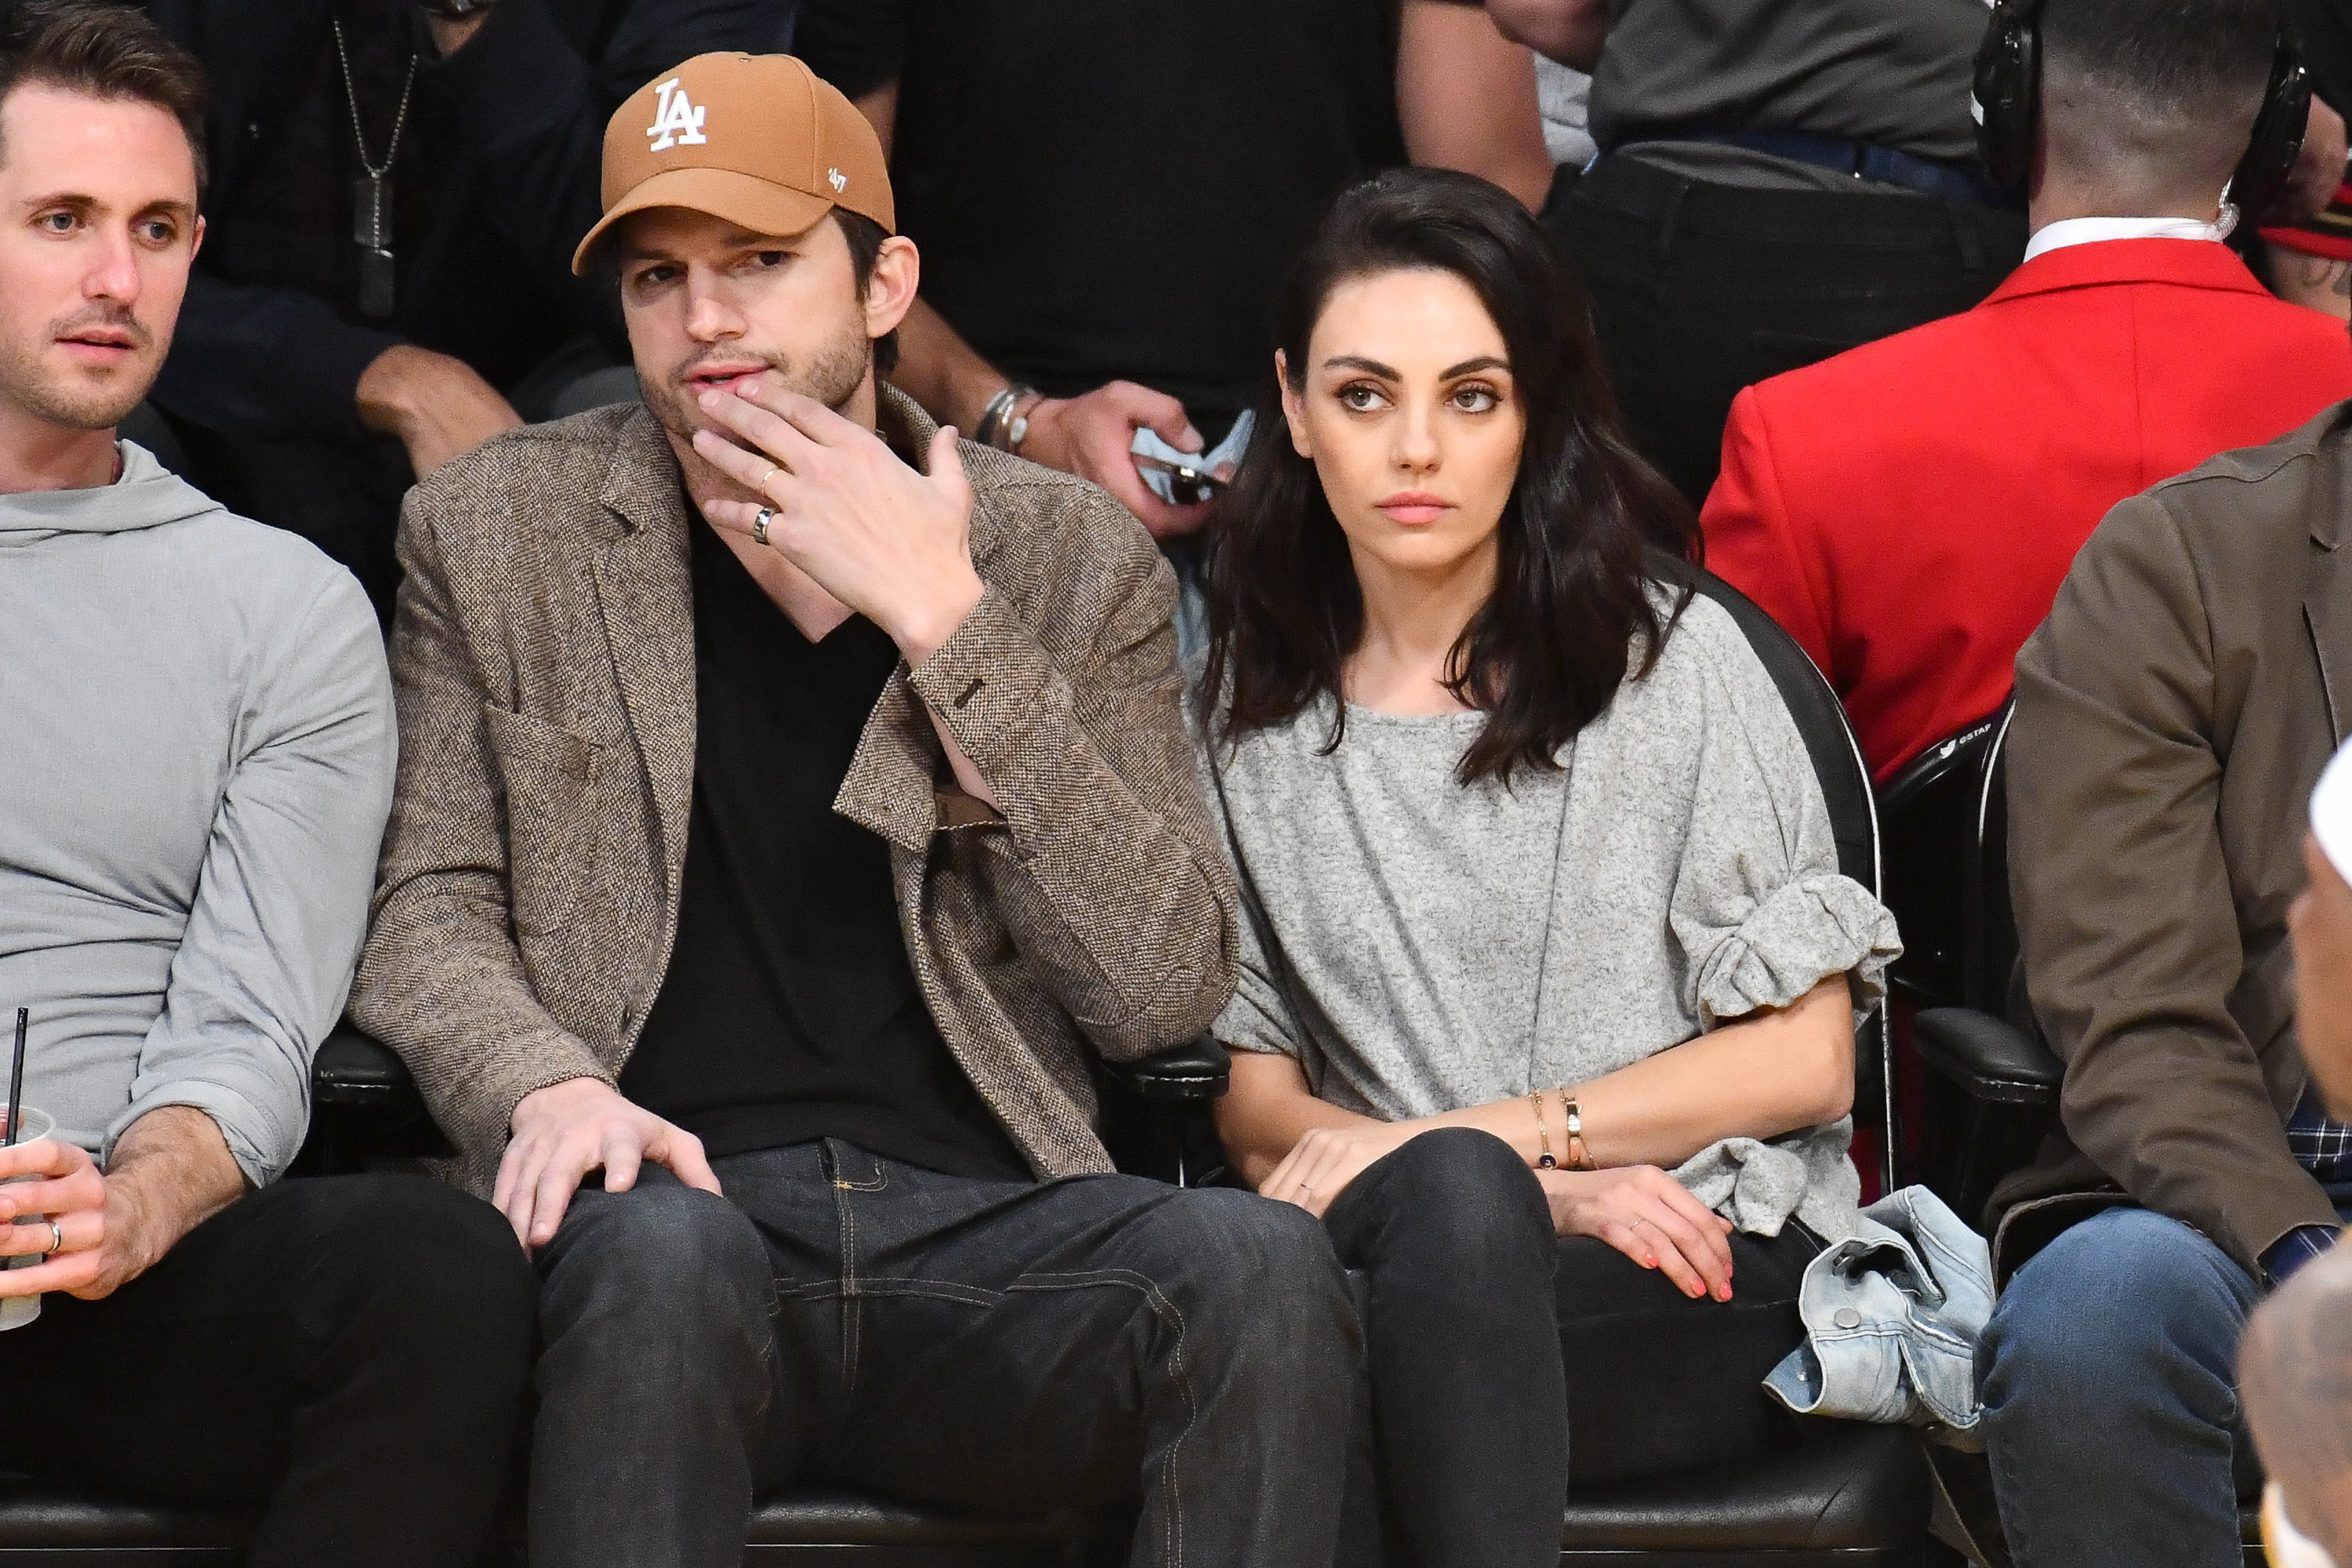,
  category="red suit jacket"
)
[1700,238,2352,780]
